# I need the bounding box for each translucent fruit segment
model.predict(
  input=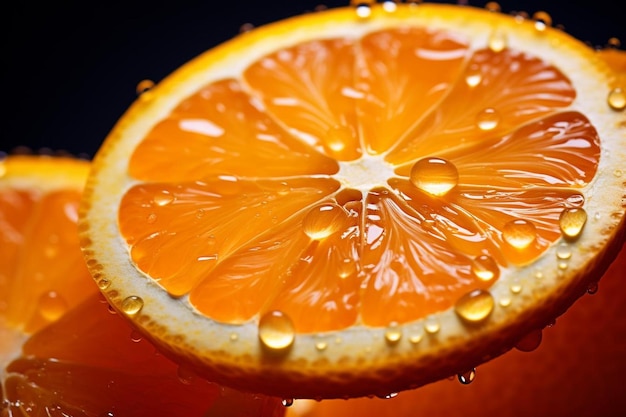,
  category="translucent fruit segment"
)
[120,178,341,297]
[189,197,361,332]
[0,188,96,333]
[387,48,576,167]
[128,78,338,182]
[355,27,469,154]
[244,38,362,161]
